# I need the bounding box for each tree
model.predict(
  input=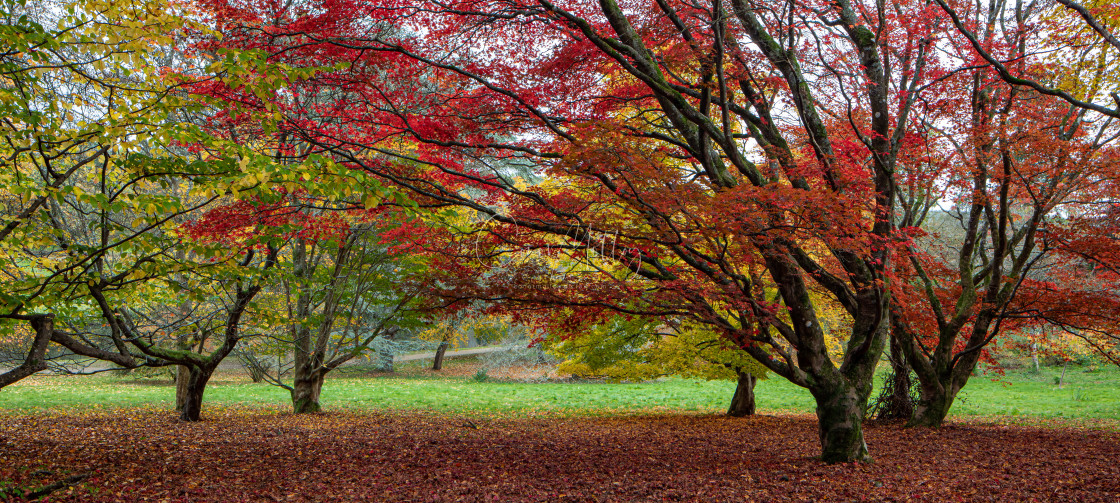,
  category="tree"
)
[219,195,427,414]
[885,0,1120,426]
[176,8,436,412]
[94,239,278,421]
[0,0,239,389]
